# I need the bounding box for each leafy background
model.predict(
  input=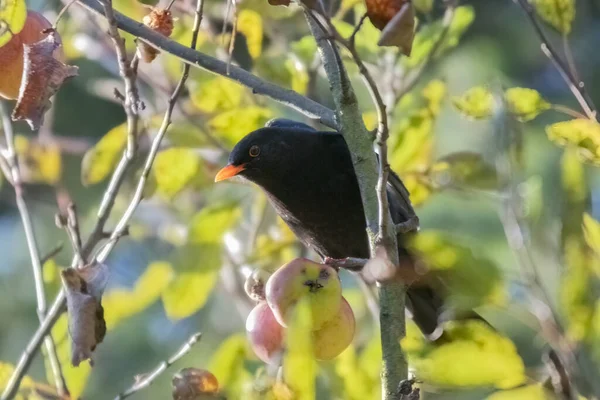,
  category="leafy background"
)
[1,0,600,399]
